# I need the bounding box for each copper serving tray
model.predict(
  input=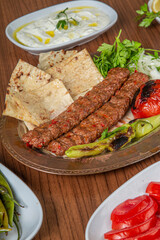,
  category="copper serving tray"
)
[1,116,160,175]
